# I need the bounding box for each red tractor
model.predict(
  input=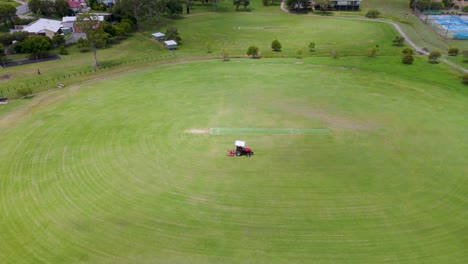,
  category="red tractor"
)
[235,140,254,157]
